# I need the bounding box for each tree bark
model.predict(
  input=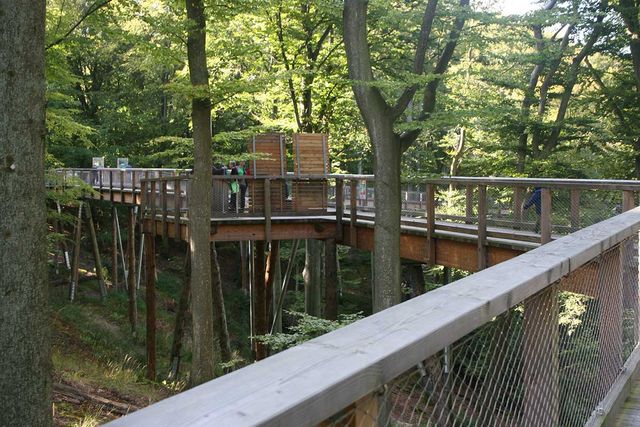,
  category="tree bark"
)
[303,239,323,317]
[344,0,468,311]
[185,0,216,386]
[211,242,231,363]
[0,1,51,425]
